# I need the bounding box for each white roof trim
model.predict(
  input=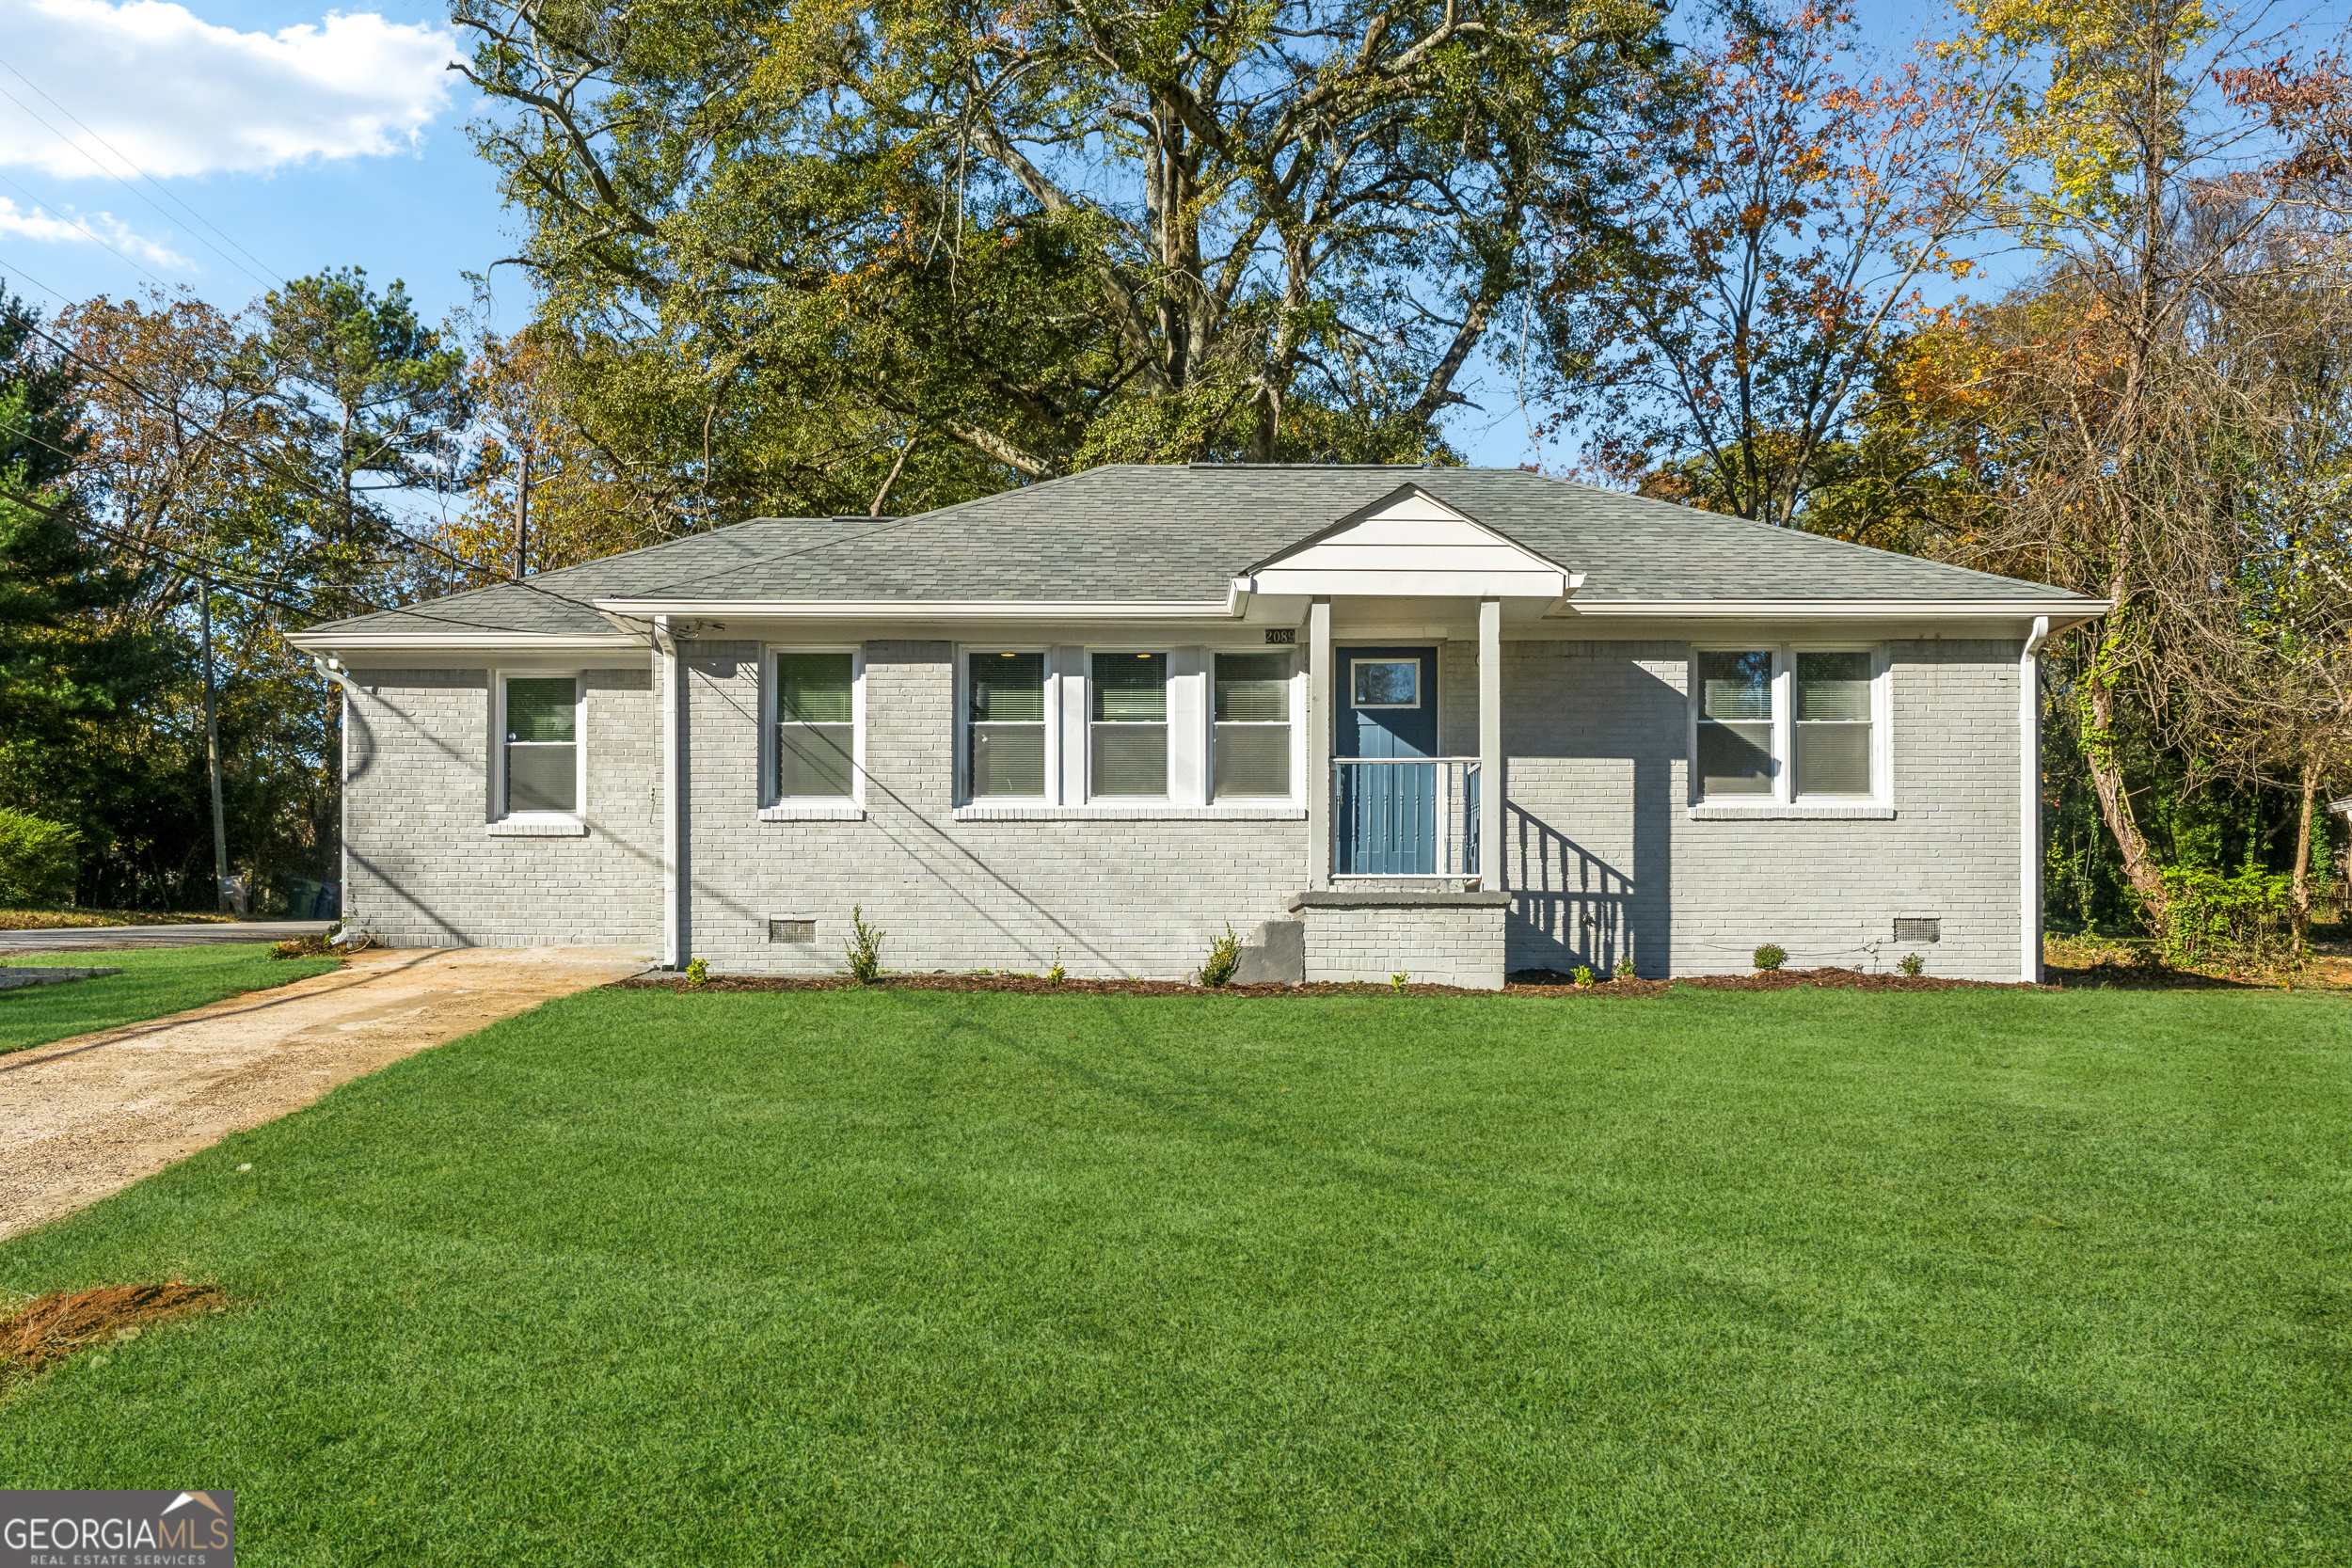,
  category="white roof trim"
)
[594,596,1244,620]
[285,631,644,651]
[1553,597,2110,624]
[1244,483,1575,600]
